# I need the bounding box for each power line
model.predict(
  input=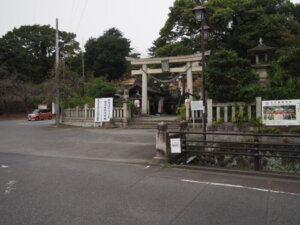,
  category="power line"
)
[76,0,89,34]
[69,0,80,32]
